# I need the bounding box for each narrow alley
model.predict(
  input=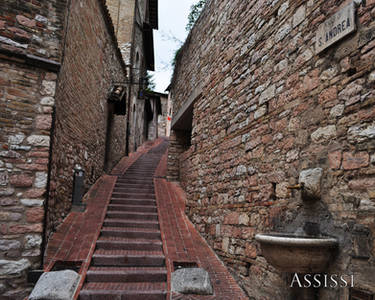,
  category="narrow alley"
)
[79,141,169,299]
[42,138,247,299]
[1,0,375,299]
